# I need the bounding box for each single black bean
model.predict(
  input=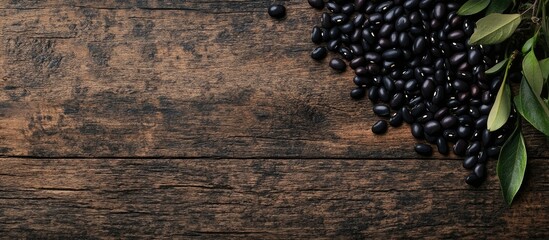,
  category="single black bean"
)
[373,104,391,117]
[412,37,427,54]
[321,13,333,28]
[443,129,458,142]
[474,164,486,178]
[478,150,488,163]
[368,86,379,102]
[379,23,394,37]
[390,93,405,109]
[457,125,472,139]
[475,116,488,129]
[372,120,389,134]
[308,0,324,9]
[434,107,449,120]
[433,2,446,19]
[401,107,414,124]
[311,47,328,60]
[404,0,420,9]
[311,27,323,44]
[424,120,442,135]
[395,16,410,32]
[463,156,477,169]
[465,173,482,187]
[453,139,467,156]
[389,111,404,127]
[350,88,366,100]
[355,67,369,76]
[432,86,445,106]
[332,14,349,25]
[369,13,383,25]
[350,57,366,69]
[411,102,426,118]
[411,123,424,139]
[339,47,354,60]
[421,79,435,99]
[327,39,340,51]
[468,48,482,66]
[340,22,355,34]
[415,143,433,156]
[268,5,286,19]
[448,30,465,41]
[487,146,501,158]
[342,3,355,15]
[329,58,347,72]
[466,141,481,156]
[382,49,402,60]
[353,76,369,87]
[326,2,342,13]
[450,52,467,66]
[378,86,390,102]
[376,1,394,12]
[440,115,458,129]
[481,129,492,146]
[437,137,449,155]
